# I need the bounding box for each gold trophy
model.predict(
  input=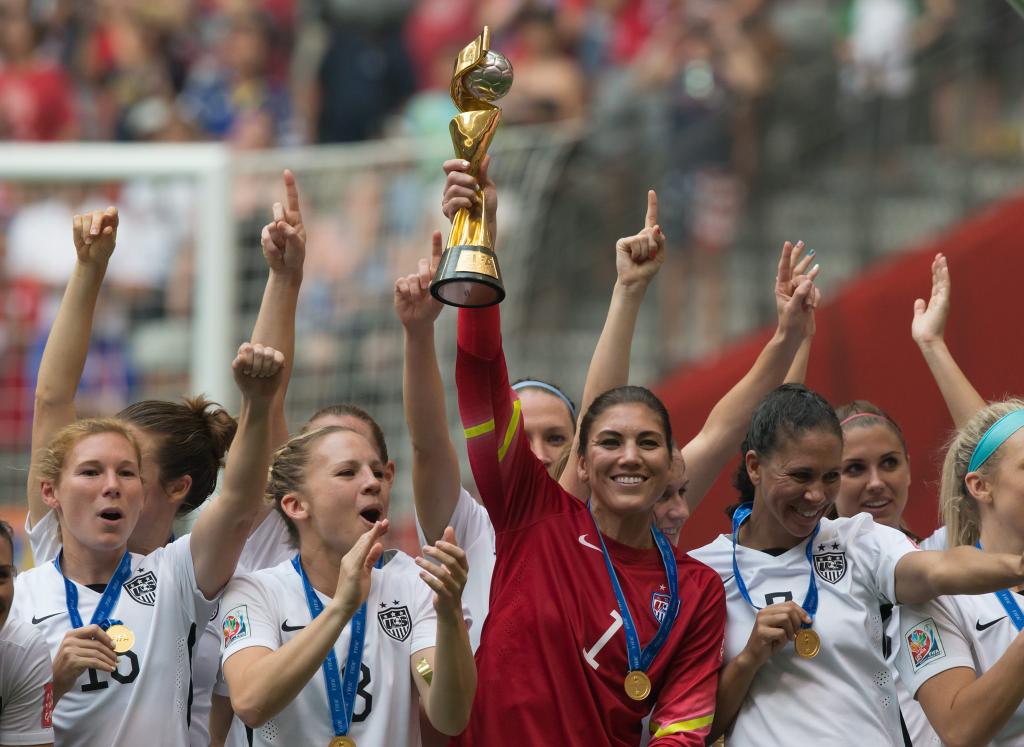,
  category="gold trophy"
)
[431,26,514,307]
